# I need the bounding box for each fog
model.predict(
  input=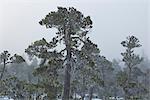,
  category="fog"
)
[0,0,149,60]
[0,1,150,100]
